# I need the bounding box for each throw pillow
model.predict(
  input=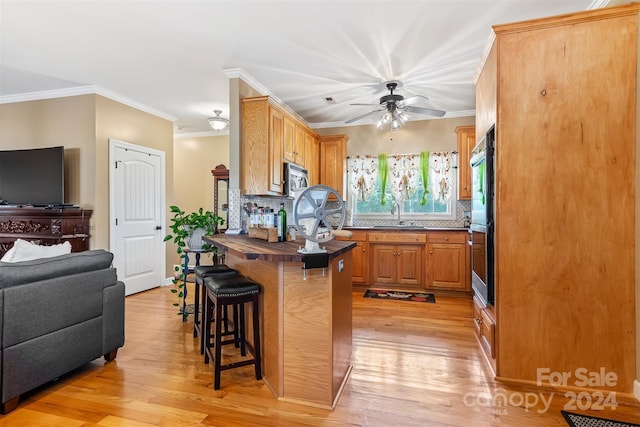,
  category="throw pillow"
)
[2,239,72,263]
